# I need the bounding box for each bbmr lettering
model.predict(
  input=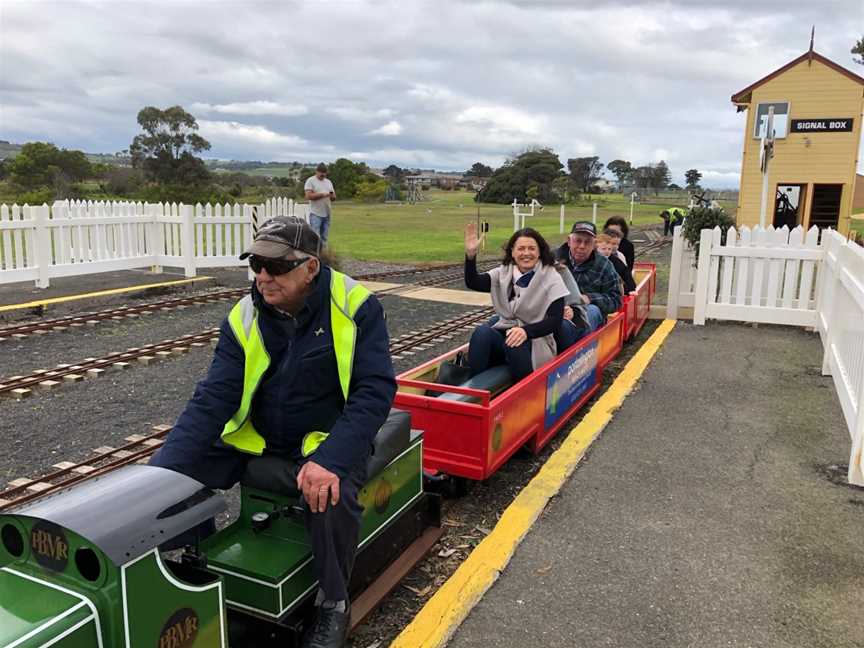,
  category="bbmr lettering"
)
[158,609,199,648]
[31,529,68,560]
